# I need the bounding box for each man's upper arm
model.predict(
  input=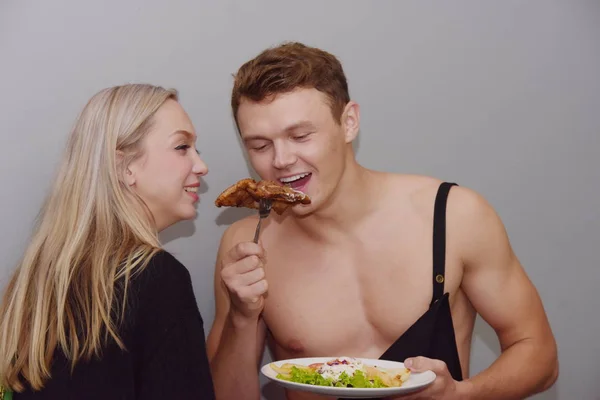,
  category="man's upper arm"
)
[450,187,555,351]
[205,221,267,363]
